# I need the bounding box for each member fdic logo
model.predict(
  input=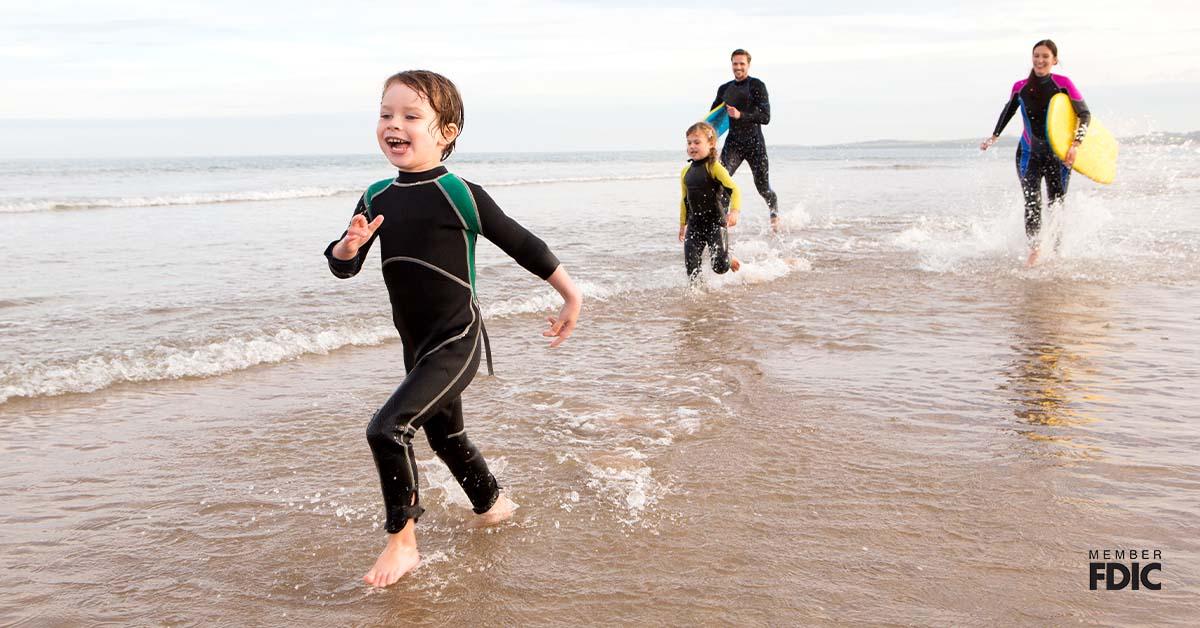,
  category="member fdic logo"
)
[1089,549,1162,591]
